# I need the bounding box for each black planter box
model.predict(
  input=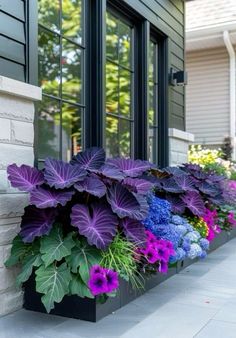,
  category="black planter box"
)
[208,231,229,253]
[227,227,236,241]
[176,257,198,273]
[24,267,176,322]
